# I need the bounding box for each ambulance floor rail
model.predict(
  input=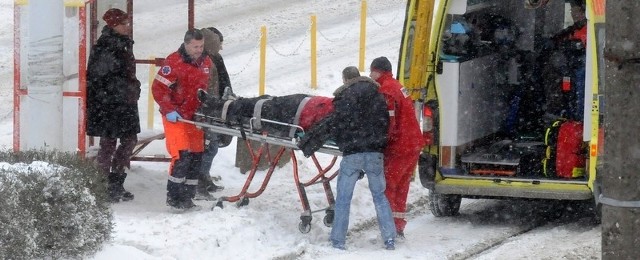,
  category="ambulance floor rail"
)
[180,118,341,233]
